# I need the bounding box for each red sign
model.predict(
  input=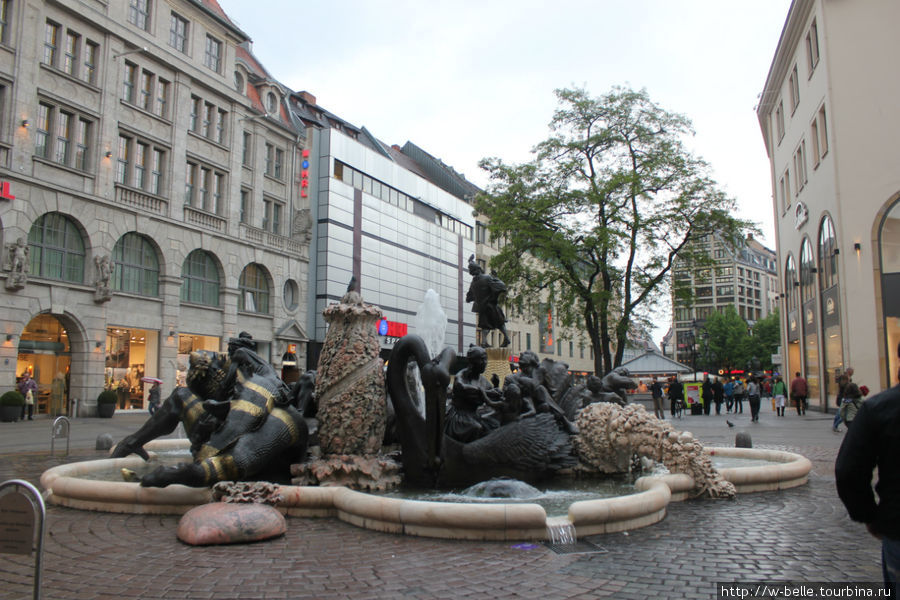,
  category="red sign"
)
[0,181,14,201]
[377,319,407,338]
